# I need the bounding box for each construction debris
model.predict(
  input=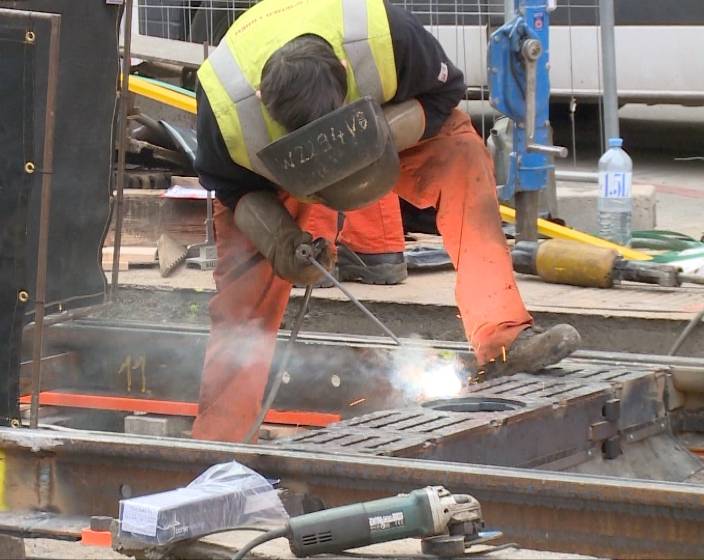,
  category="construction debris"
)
[156,234,188,277]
